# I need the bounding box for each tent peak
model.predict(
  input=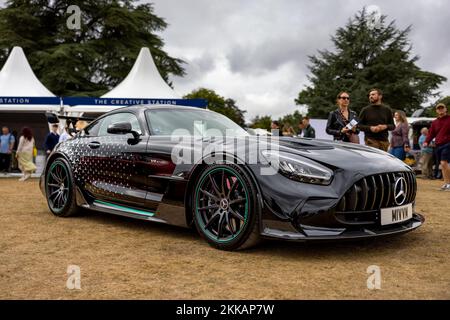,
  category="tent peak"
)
[0,46,55,97]
[102,47,180,99]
